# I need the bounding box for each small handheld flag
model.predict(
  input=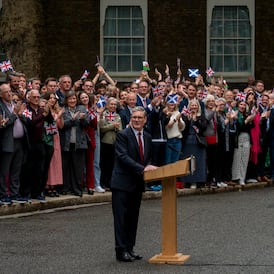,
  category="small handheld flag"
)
[188,68,199,78]
[0,60,14,72]
[166,94,179,104]
[235,92,246,102]
[181,106,191,116]
[80,70,90,81]
[206,67,214,77]
[96,96,106,108]
[142,61,150,71]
